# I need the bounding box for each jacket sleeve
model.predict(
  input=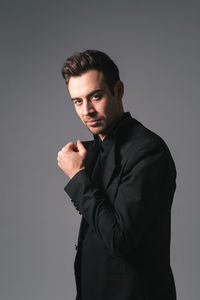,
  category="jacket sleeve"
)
[64,142,176,256]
